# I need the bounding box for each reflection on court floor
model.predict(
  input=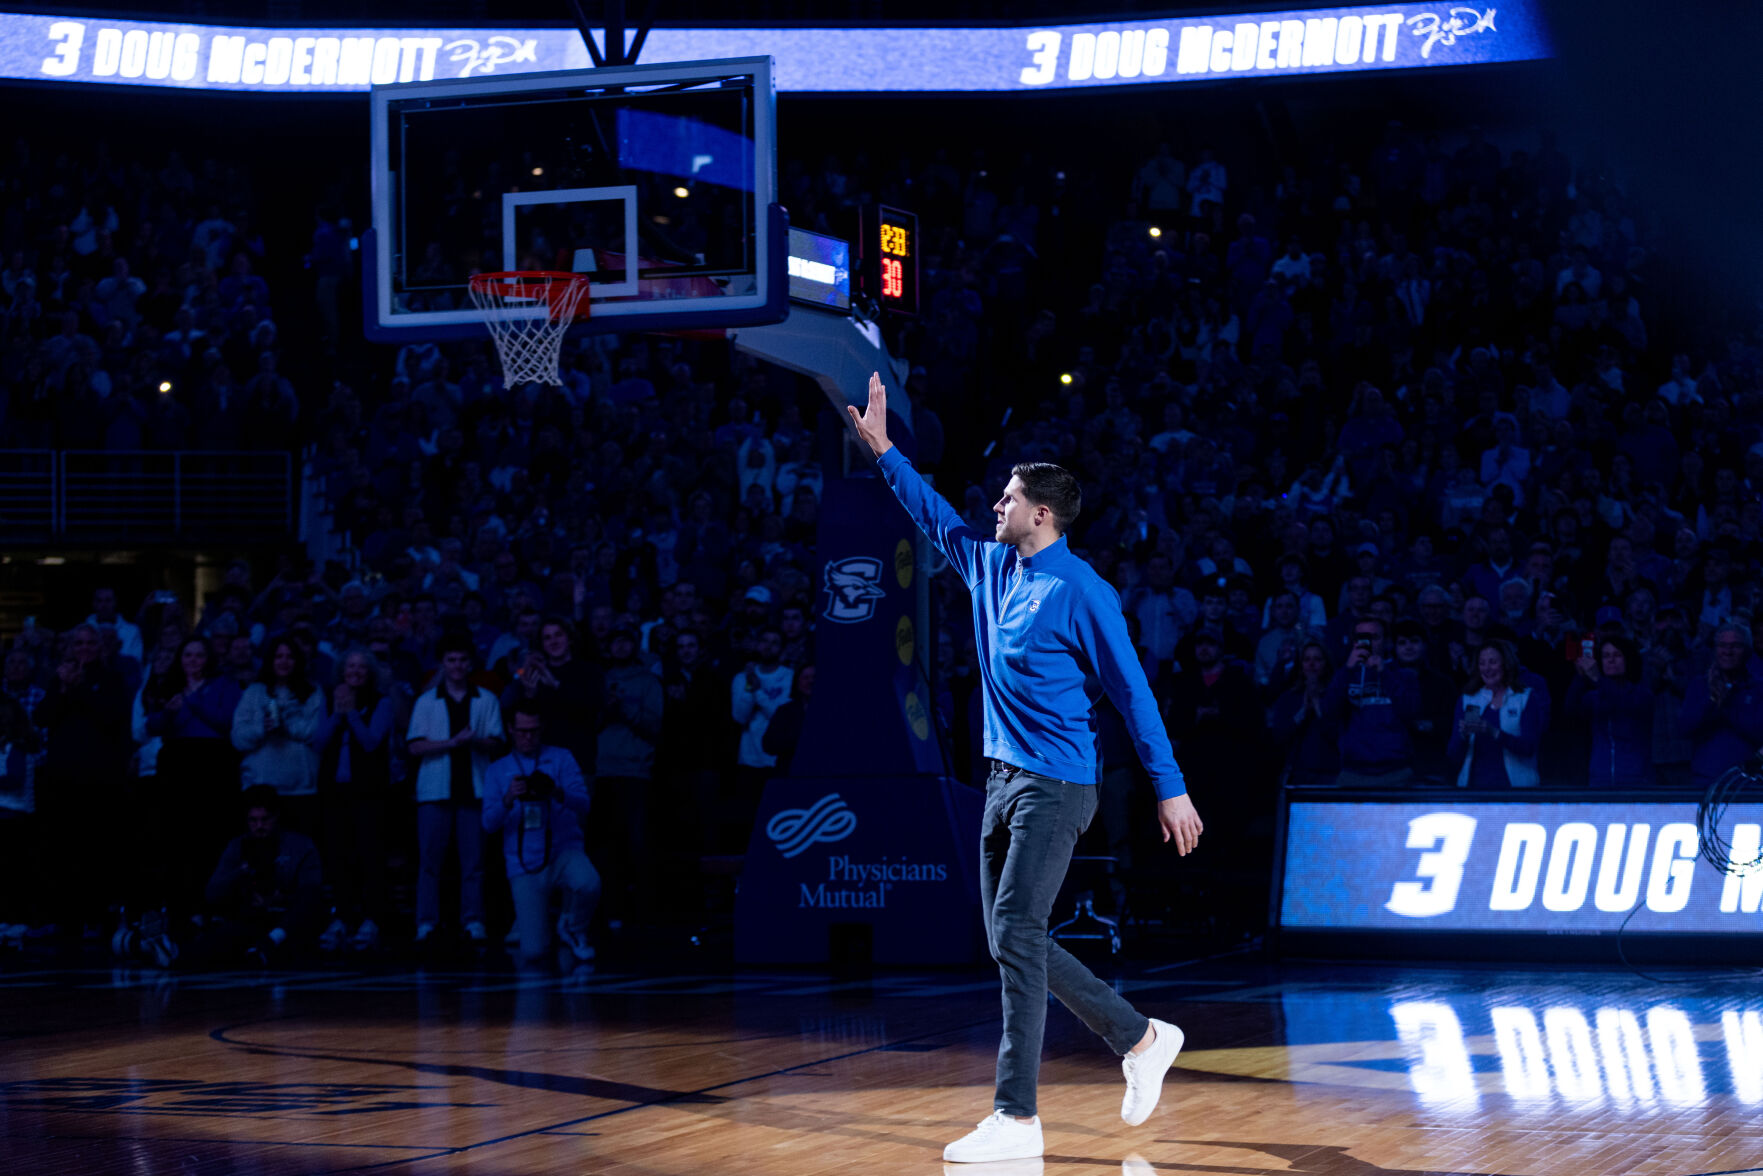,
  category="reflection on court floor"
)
[3,961,1760,1175]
